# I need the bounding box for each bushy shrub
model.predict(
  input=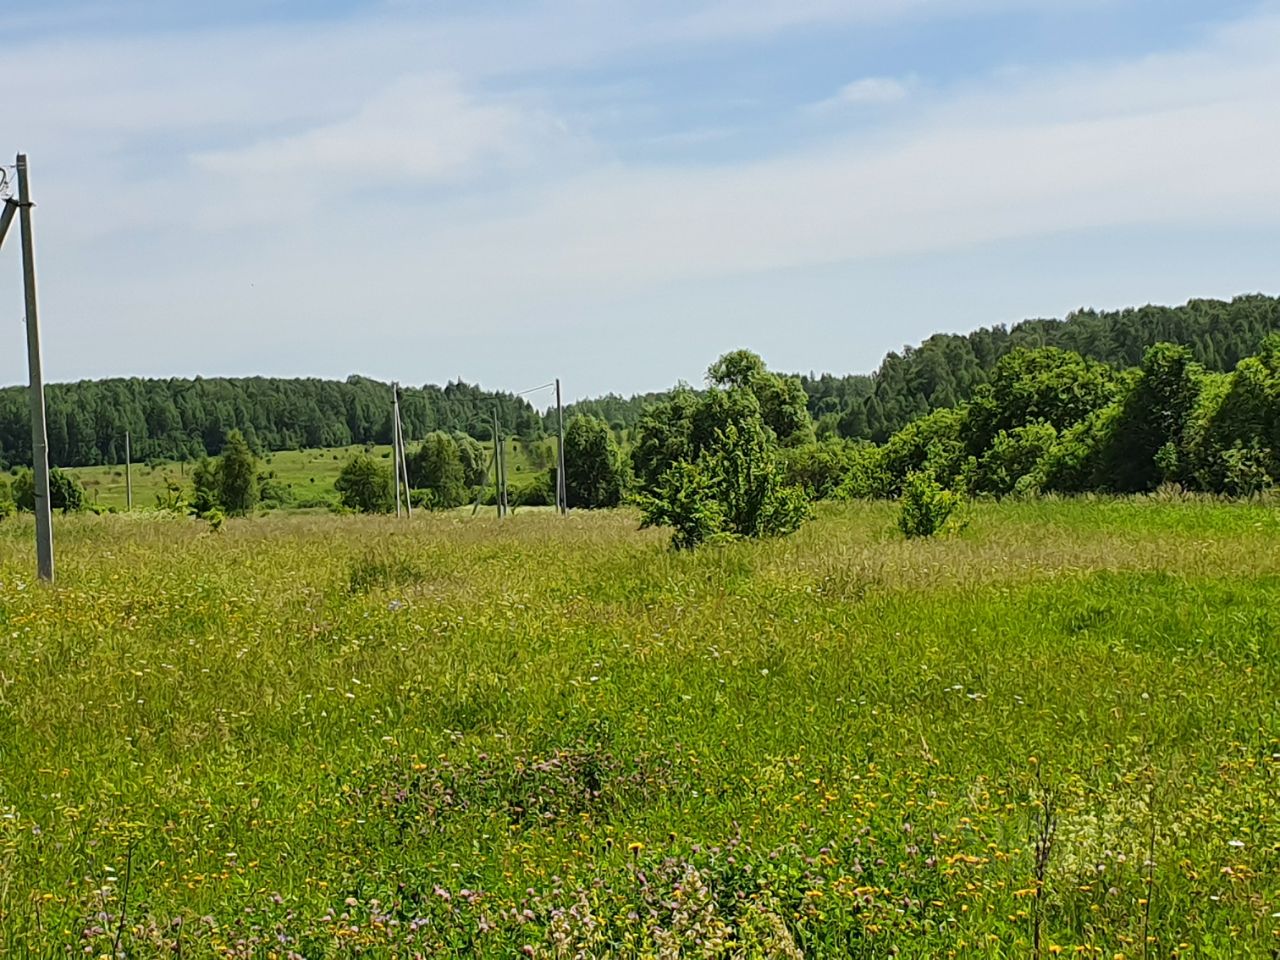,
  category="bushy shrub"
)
[13,468,86,514]
[781,440,865,500]
[898,471,961,539]
[640,419,812,550]
[966,421,1058,497]
[878,407,968,496]
[833,443,890,500]
[335,454,394,514]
